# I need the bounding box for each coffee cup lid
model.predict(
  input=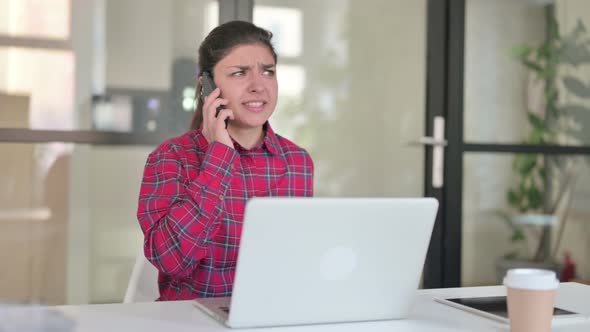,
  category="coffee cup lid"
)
[503,268,559,290]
